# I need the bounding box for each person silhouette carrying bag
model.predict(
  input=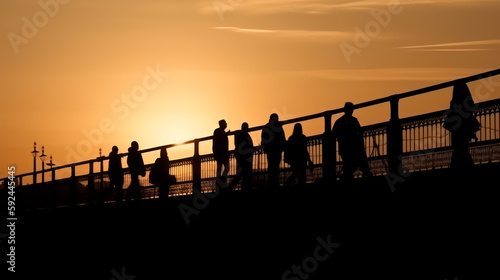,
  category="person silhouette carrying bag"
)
[443,81,480,171]
[149,147,176,199]
[284,123,314,186]
[126,141,145,202]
